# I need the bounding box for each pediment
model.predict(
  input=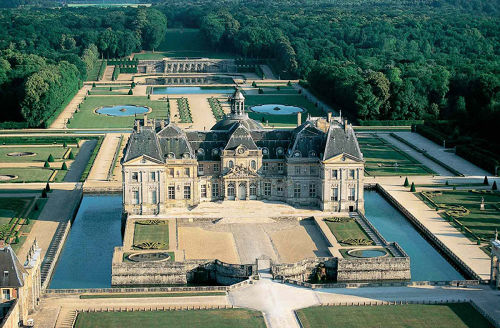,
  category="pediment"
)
[224,164,260,178]
[322,153,363,164]
[123,154,163,165]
